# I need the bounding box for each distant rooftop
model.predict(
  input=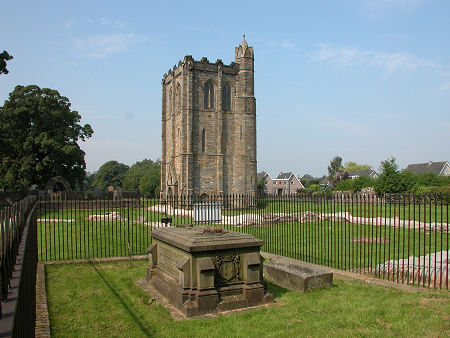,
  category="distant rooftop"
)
[405,161,449,175]
[346,169,377,177]
[276,172,295,180]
